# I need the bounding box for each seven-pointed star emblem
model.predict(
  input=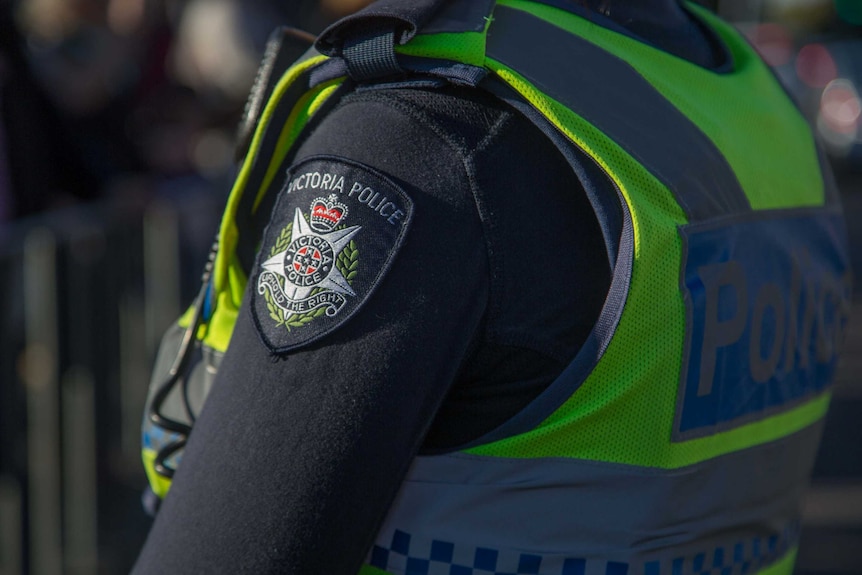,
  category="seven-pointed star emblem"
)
[261,207,360,318]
